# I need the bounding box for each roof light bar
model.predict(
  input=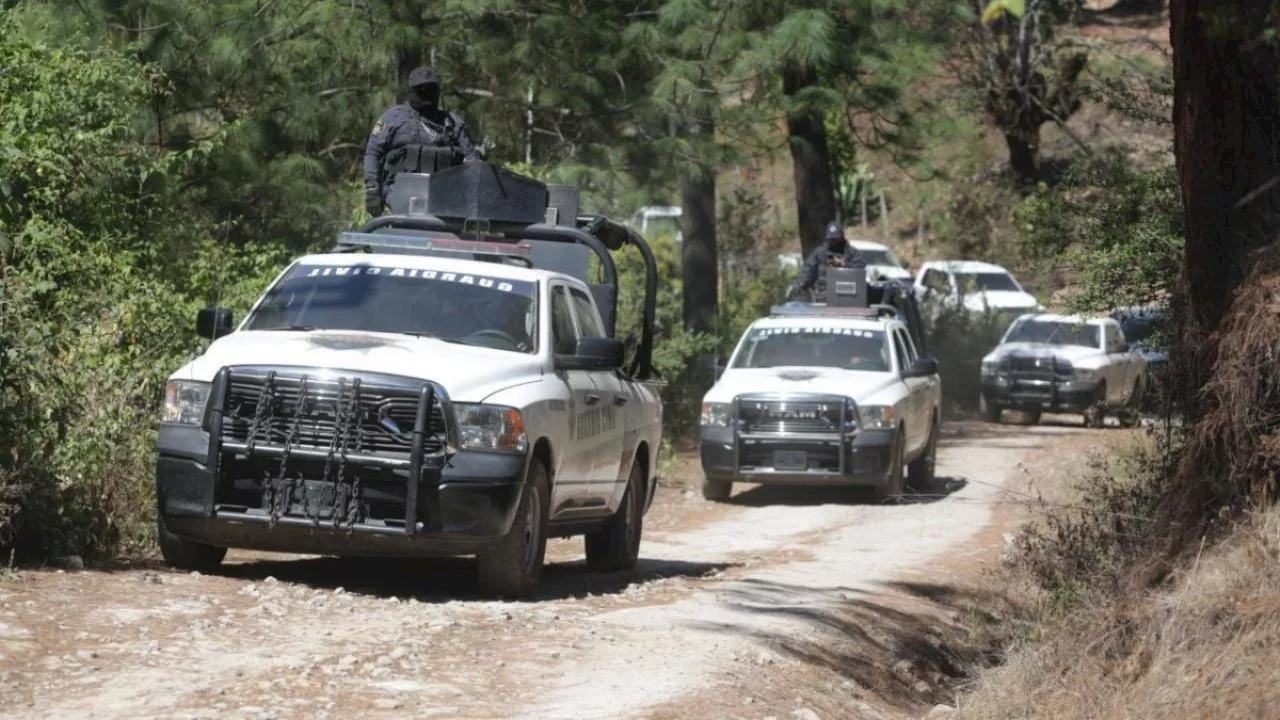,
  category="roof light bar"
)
[334,232,533,258]
[769,302,898,319]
